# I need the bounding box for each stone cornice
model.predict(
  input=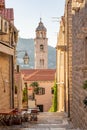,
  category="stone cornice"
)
[56,45,67,51]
